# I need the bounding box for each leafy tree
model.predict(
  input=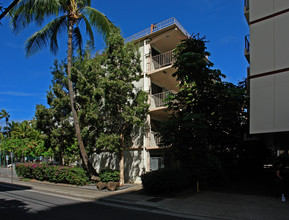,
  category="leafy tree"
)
[159,35,247,188]
[12,0,114,176]
[0,120,49,161]
[35,60,79,165]
[95,28,149,185]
